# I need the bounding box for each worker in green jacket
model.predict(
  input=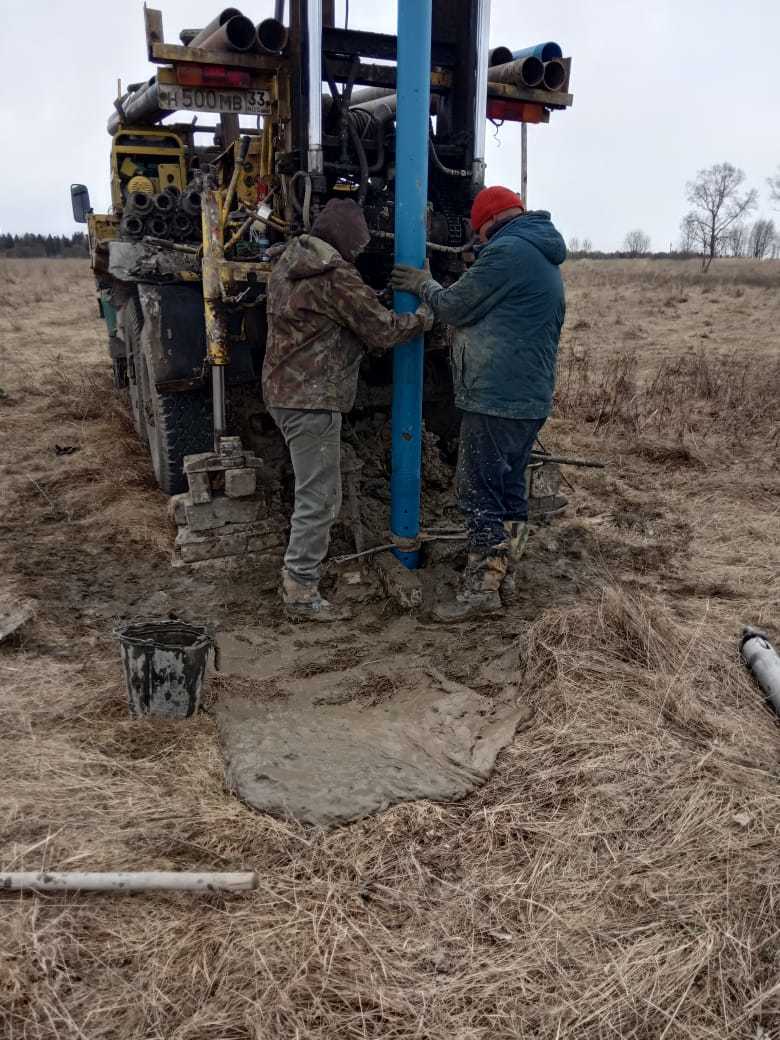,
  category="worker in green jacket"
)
[391,185,566,620]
